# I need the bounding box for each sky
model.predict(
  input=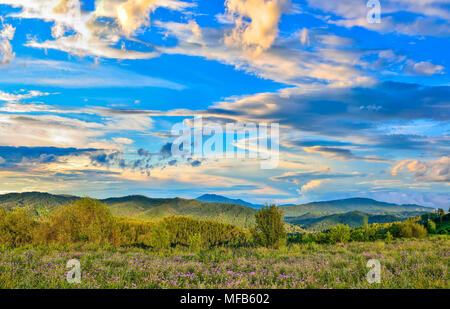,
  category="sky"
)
[0,0,448,208]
